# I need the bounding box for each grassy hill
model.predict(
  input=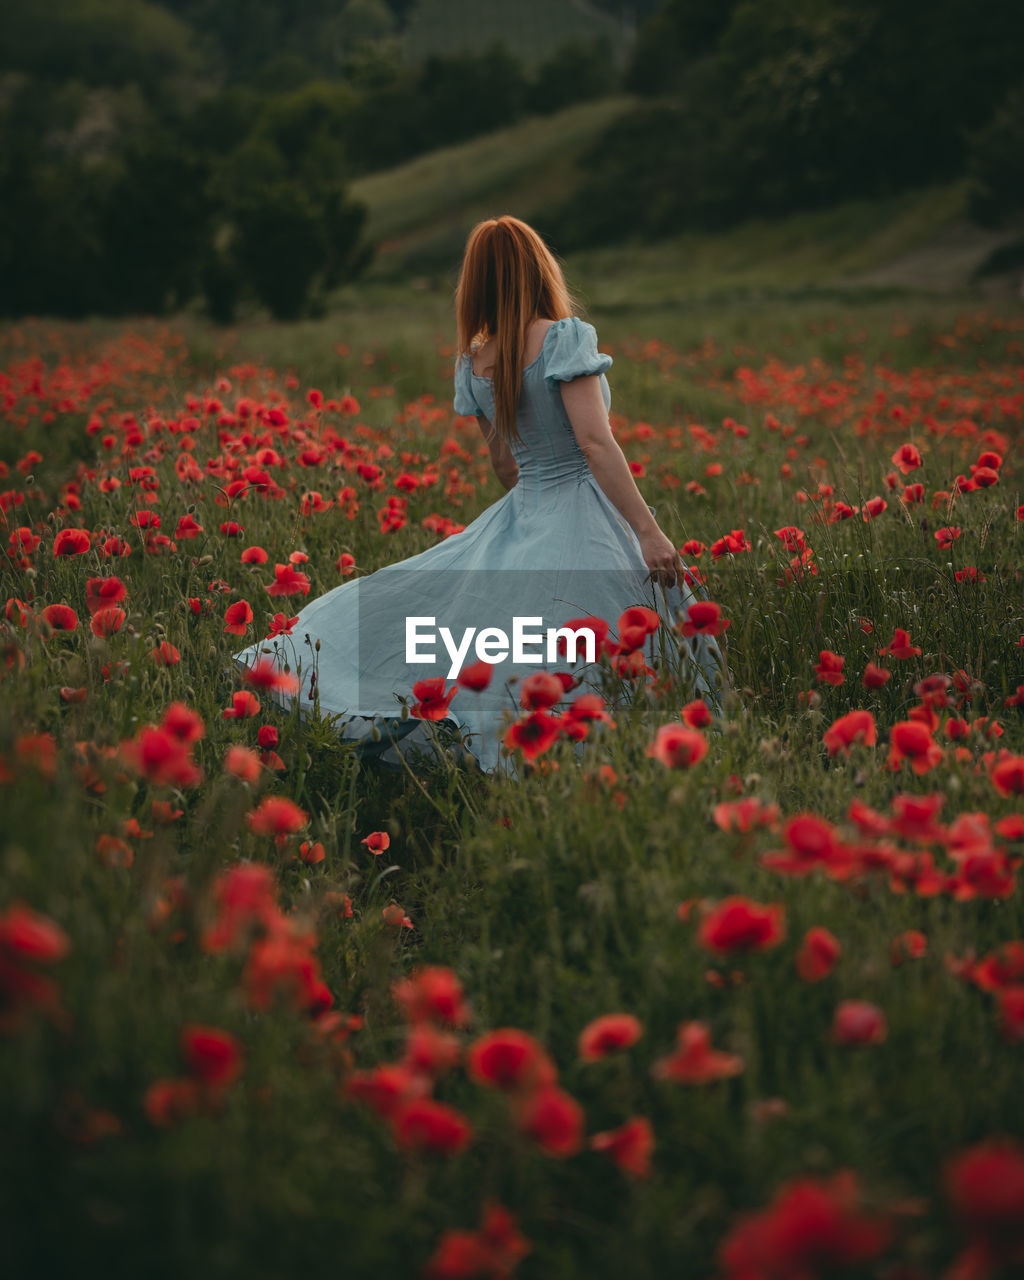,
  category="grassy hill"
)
[402,0,632,67]
[350,98,1024,303]
[350,96,634,279]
